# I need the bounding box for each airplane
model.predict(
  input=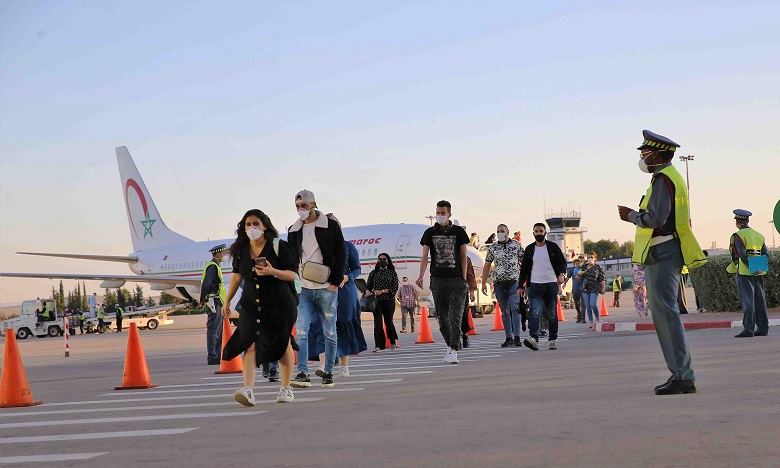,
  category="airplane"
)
[1,147,492,313]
